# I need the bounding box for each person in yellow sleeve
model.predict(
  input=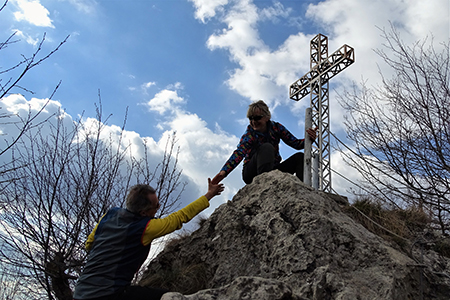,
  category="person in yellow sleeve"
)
[73,178,224,300]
